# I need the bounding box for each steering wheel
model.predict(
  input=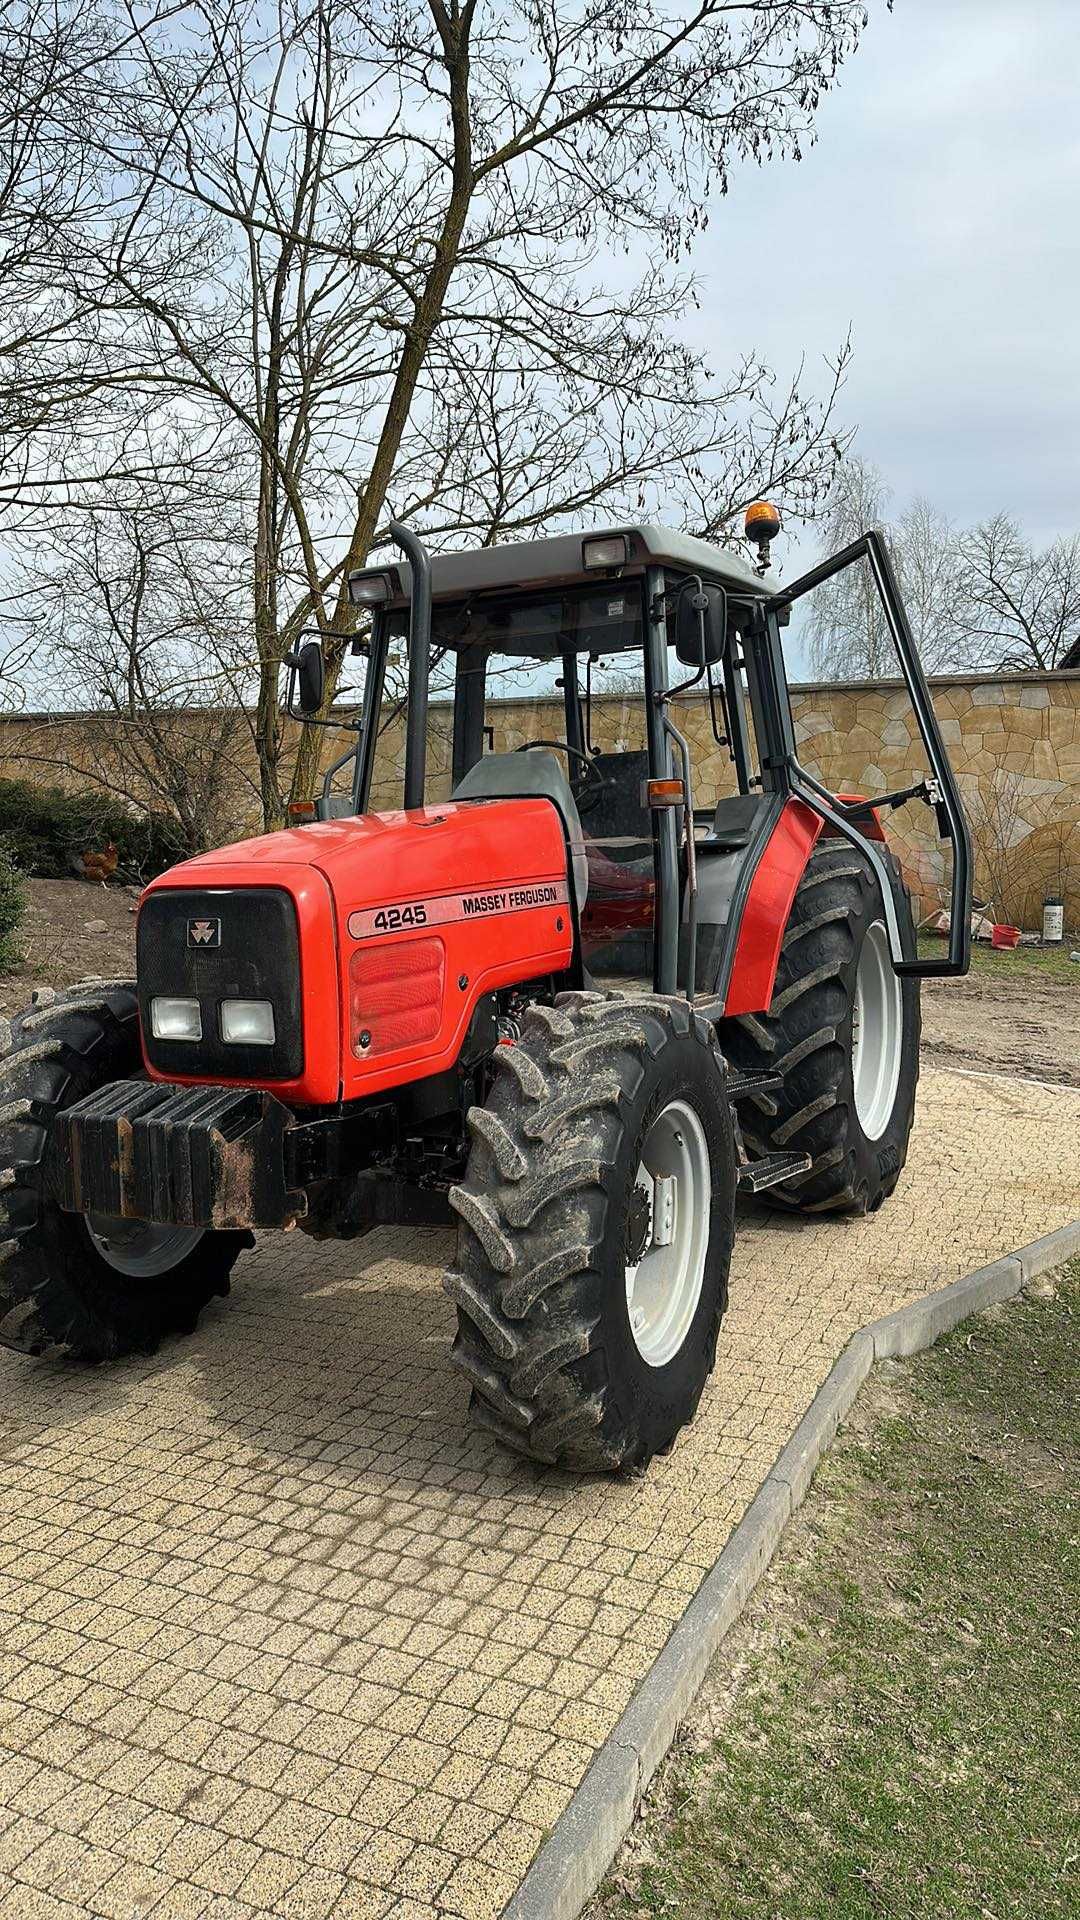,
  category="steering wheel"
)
[513,740,610,813]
